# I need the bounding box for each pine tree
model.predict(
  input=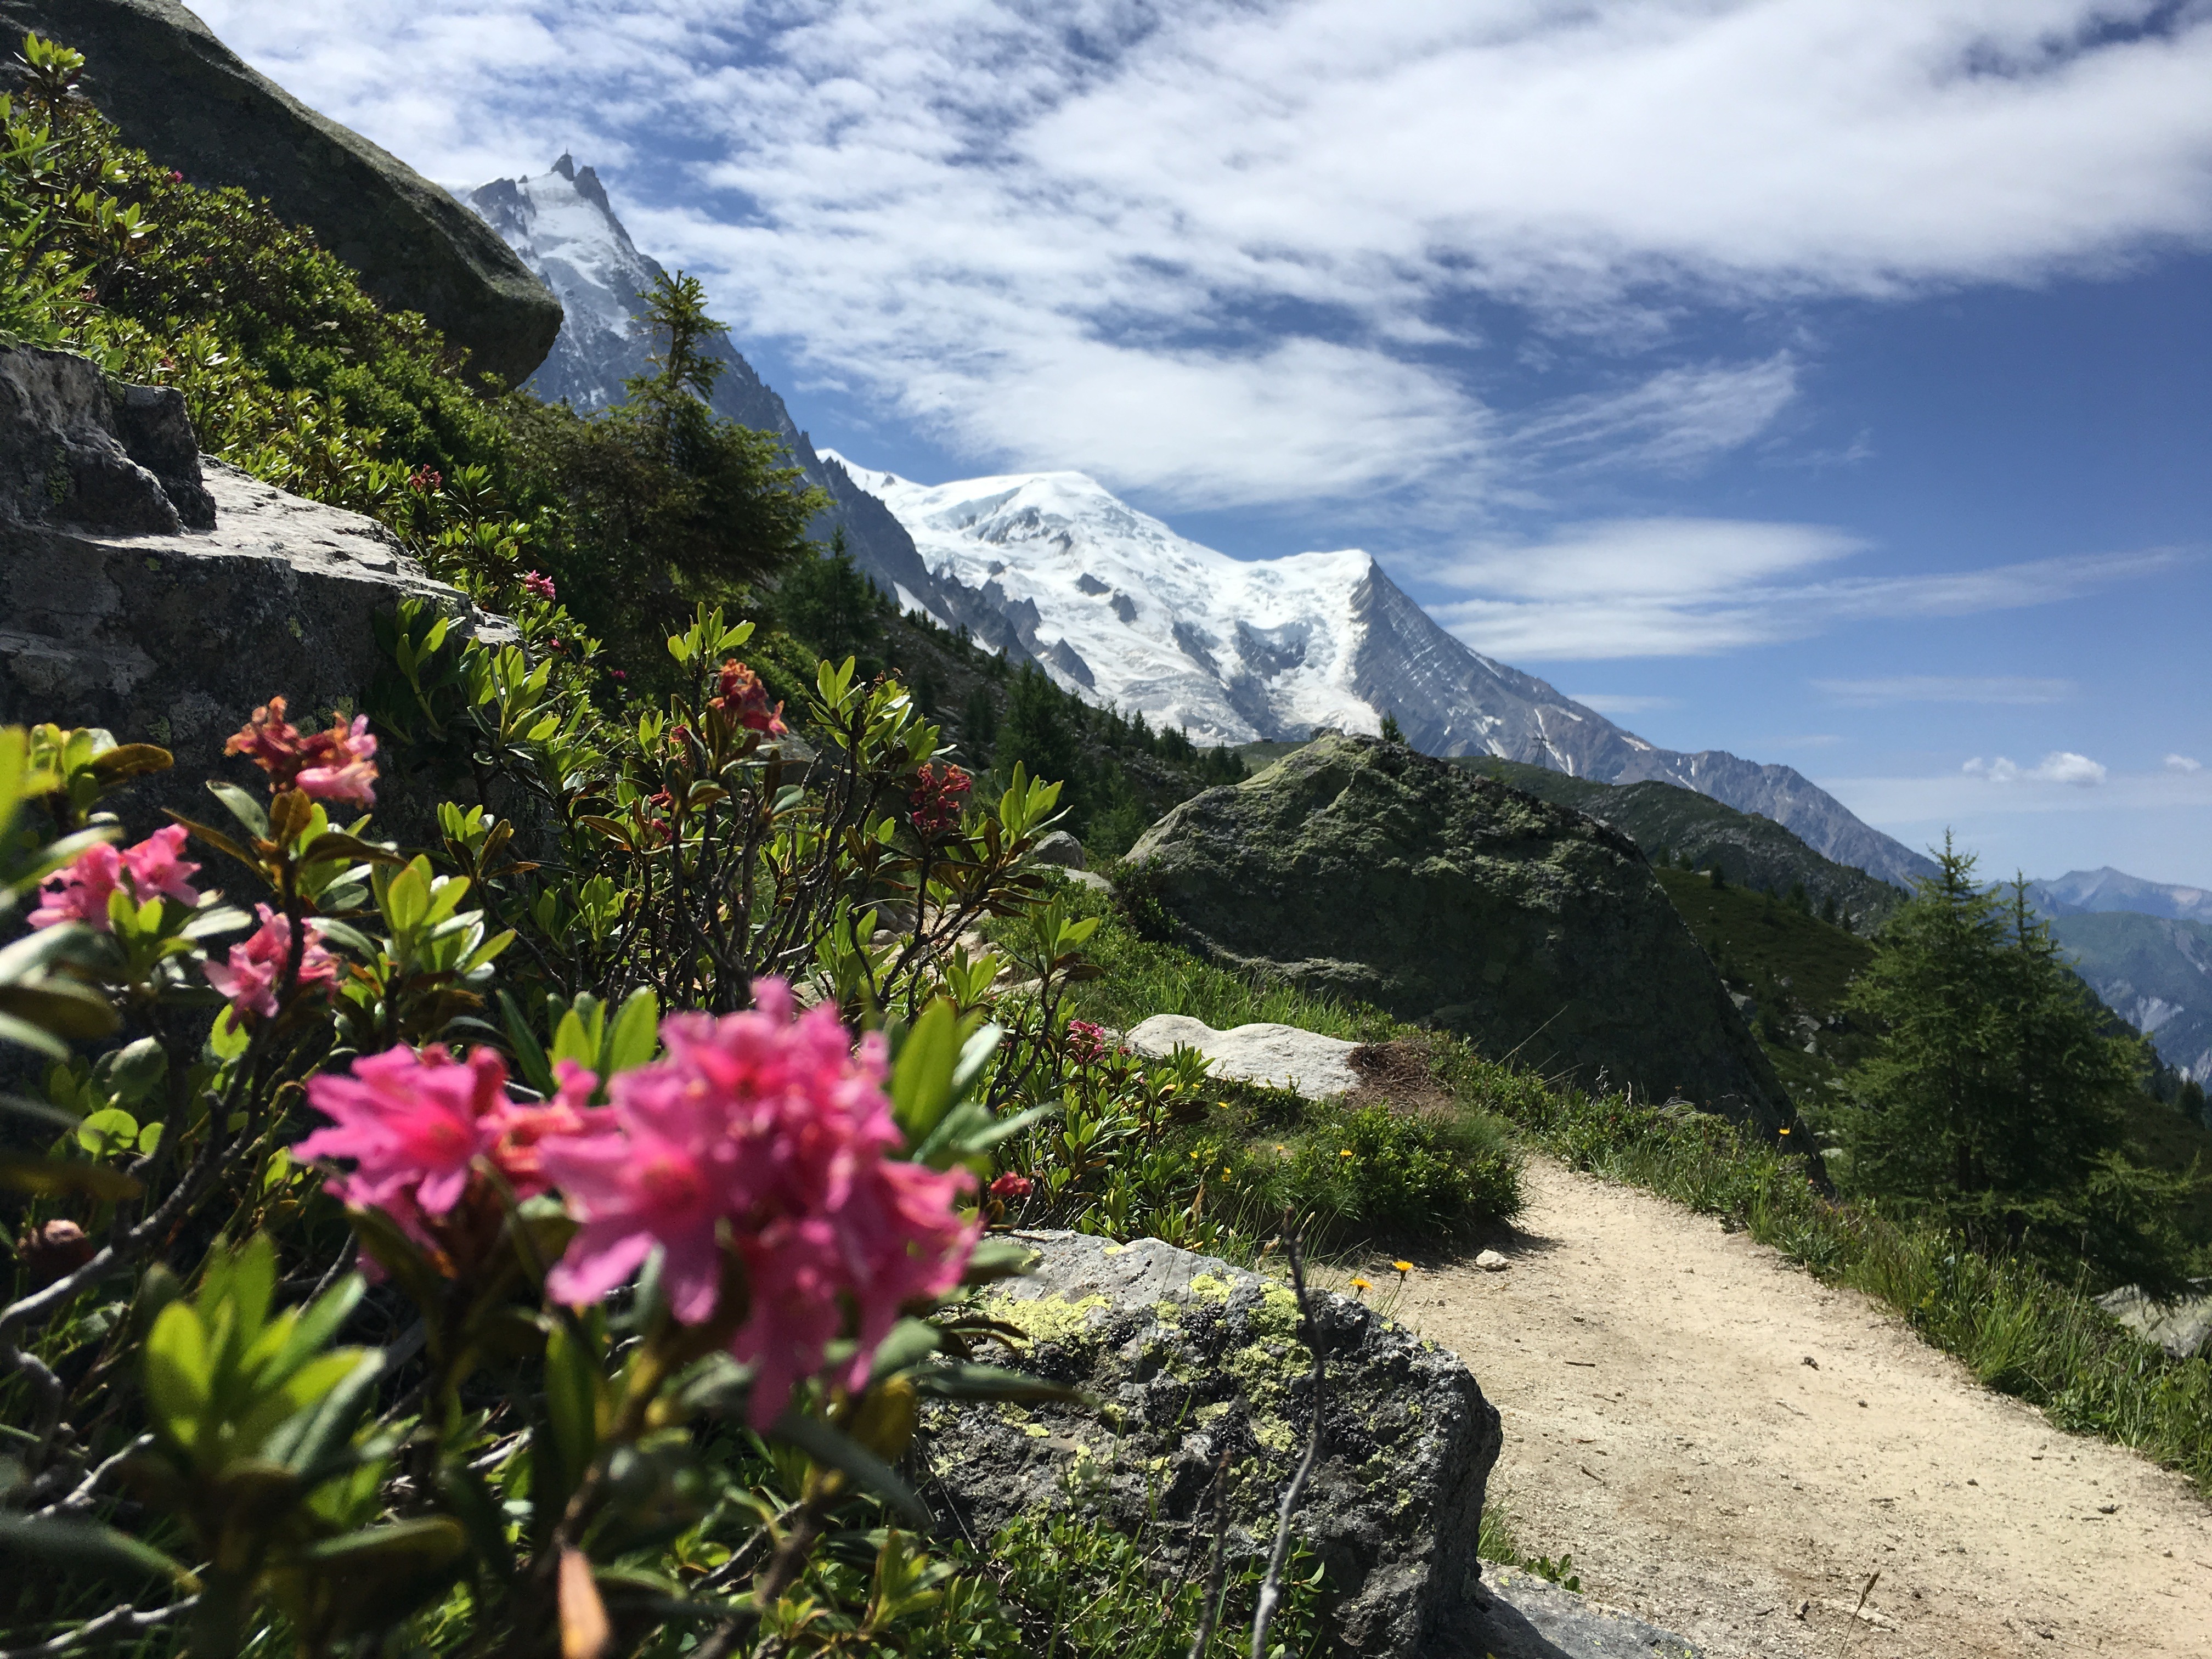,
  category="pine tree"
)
[995,664,1084,817]
[1824,836,2191,1286]
[778,525,880,665]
